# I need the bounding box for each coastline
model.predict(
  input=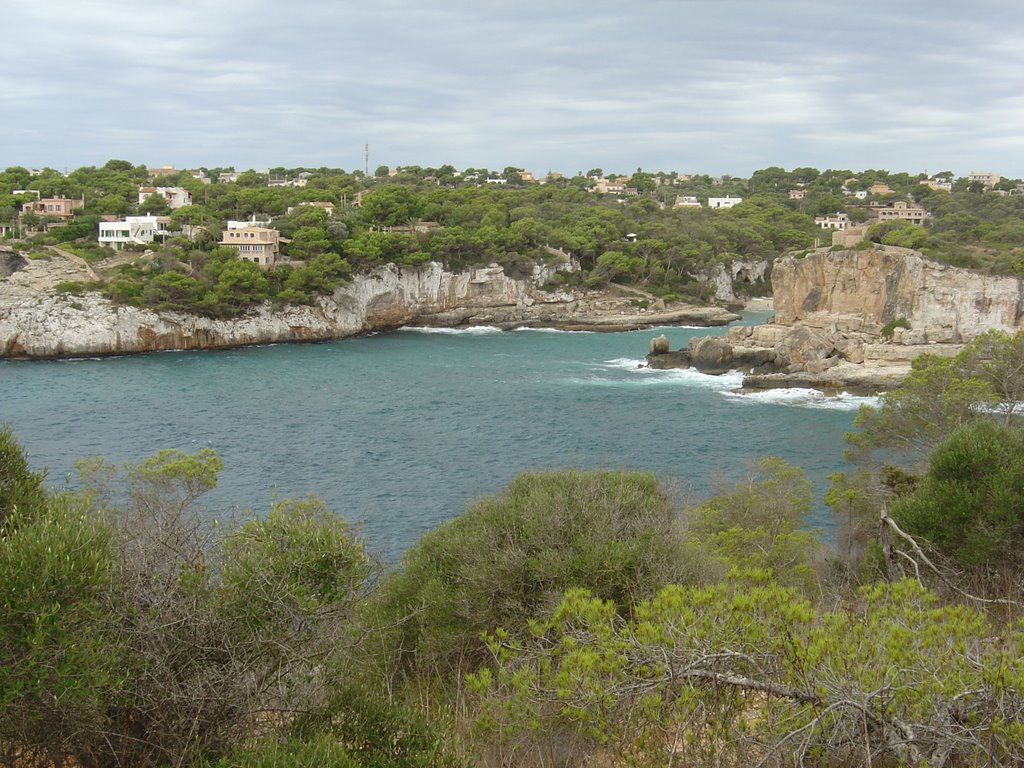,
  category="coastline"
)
[1,252,741,361]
